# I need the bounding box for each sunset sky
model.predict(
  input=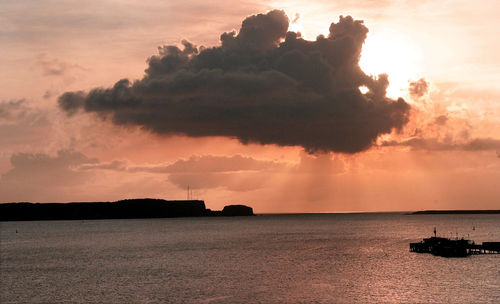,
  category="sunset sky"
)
[1,0,499,212]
